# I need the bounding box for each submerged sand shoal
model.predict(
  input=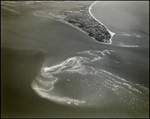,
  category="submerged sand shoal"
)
[1,1,149,118]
